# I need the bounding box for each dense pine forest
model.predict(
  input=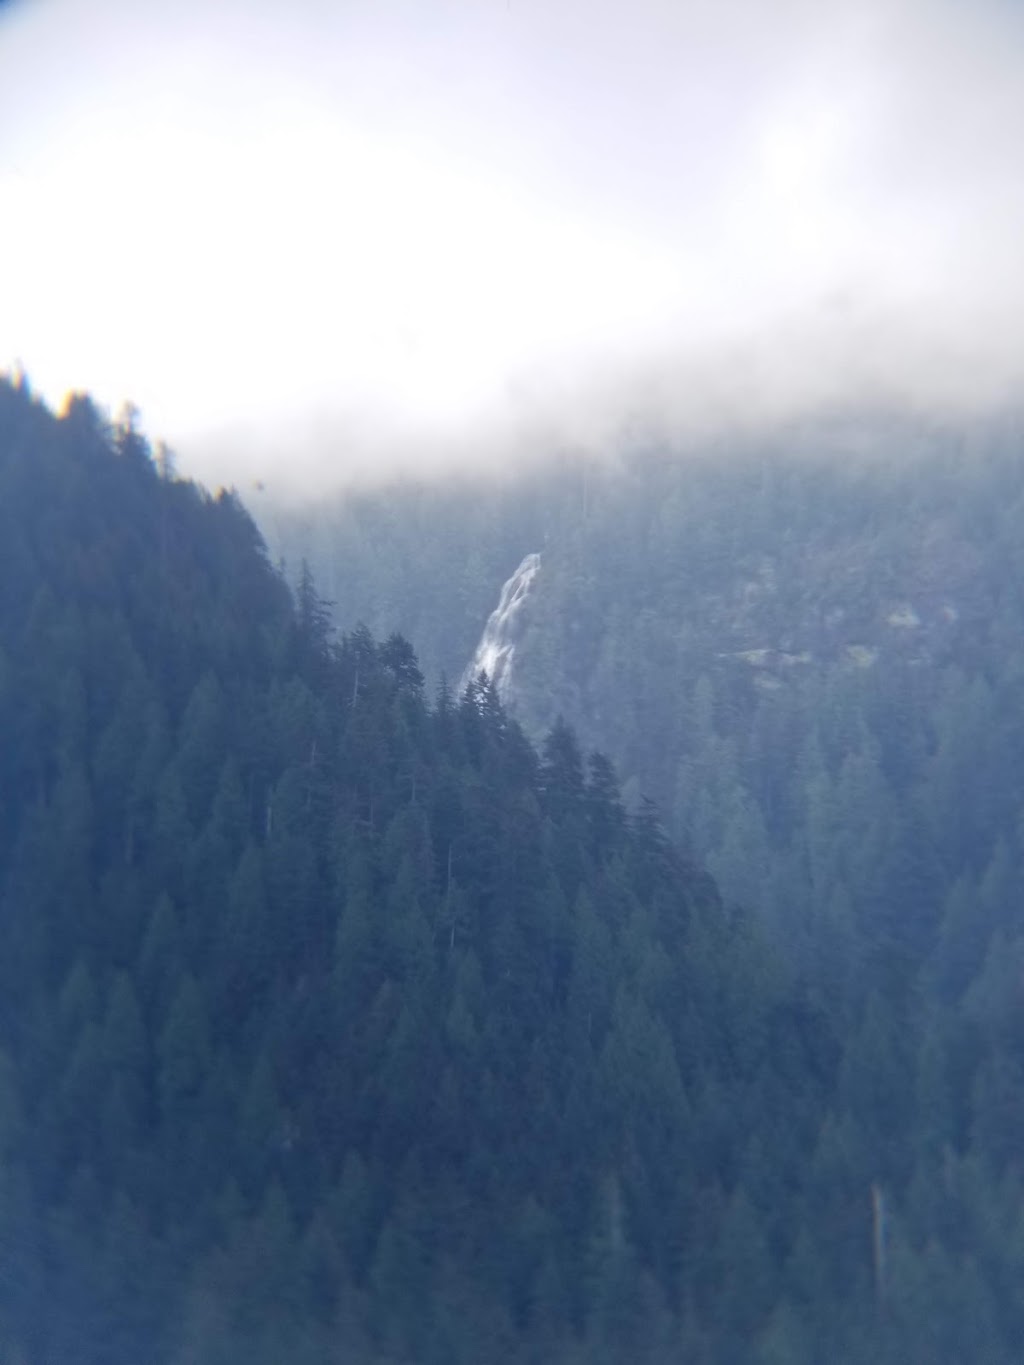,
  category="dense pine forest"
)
[268,414,1024,1362]
[267,418,1024,1016]
[3,373,1024,1362]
